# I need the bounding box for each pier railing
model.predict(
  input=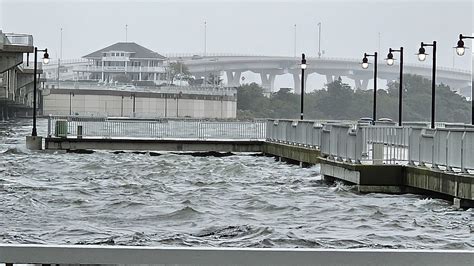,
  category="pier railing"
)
[47,116,266,140]
[1,244,473,266]
[266,119,474,174]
